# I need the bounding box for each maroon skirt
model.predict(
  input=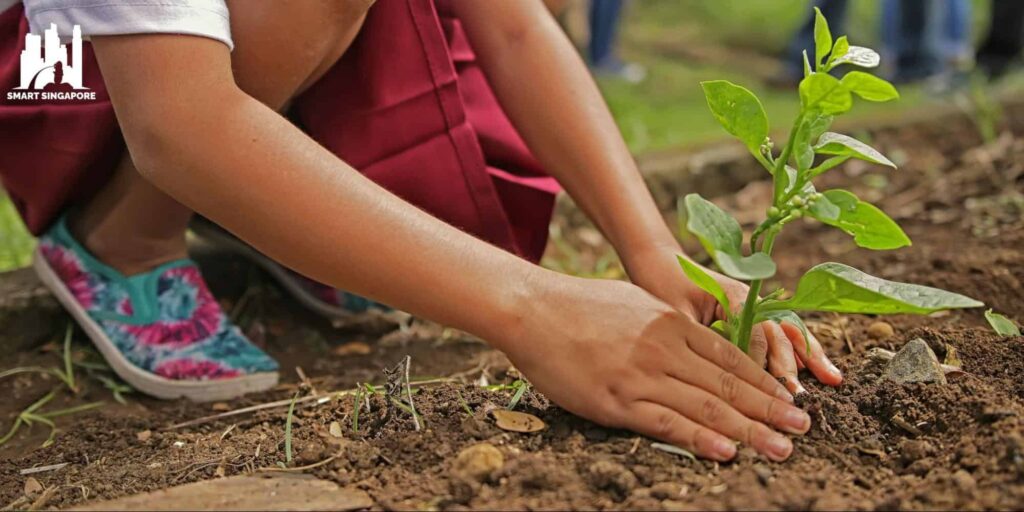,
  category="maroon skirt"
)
[0,0,559,262]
